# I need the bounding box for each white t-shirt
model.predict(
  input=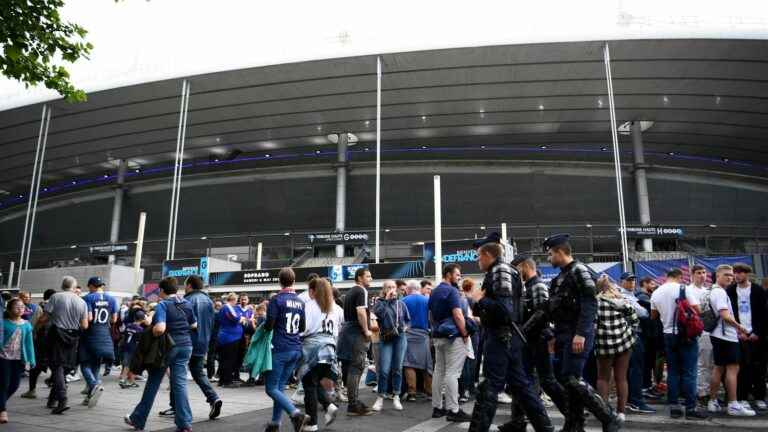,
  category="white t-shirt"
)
[298,291,311,303]
[736,285,752,334]
[687,283,709,304]
[303,299,344,339]
[709,286,738,342]
[651,281,700,334]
